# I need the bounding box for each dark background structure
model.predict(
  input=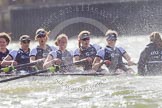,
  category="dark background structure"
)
[0,0,161,40]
